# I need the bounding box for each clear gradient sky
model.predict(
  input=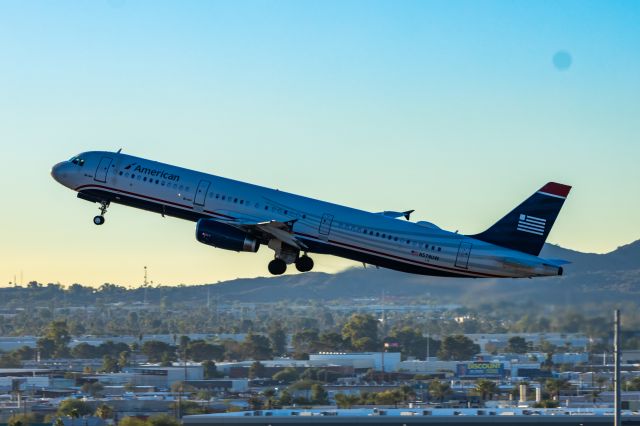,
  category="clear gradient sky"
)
[1,1,639,287]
